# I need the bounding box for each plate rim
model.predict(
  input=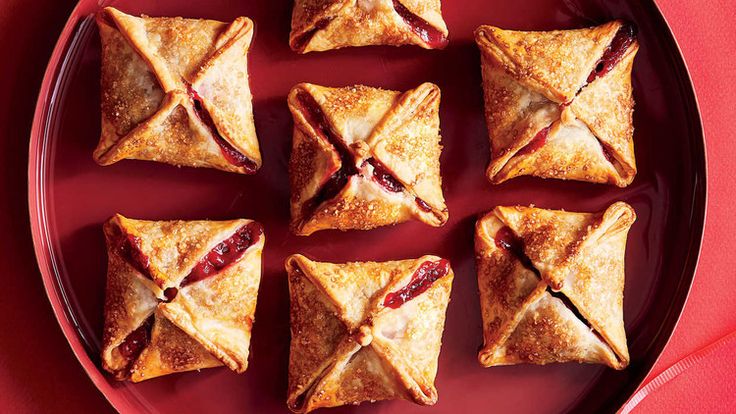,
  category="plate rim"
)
[27,1,152,411]
[600,0,708,410]
[26,1,708,413]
